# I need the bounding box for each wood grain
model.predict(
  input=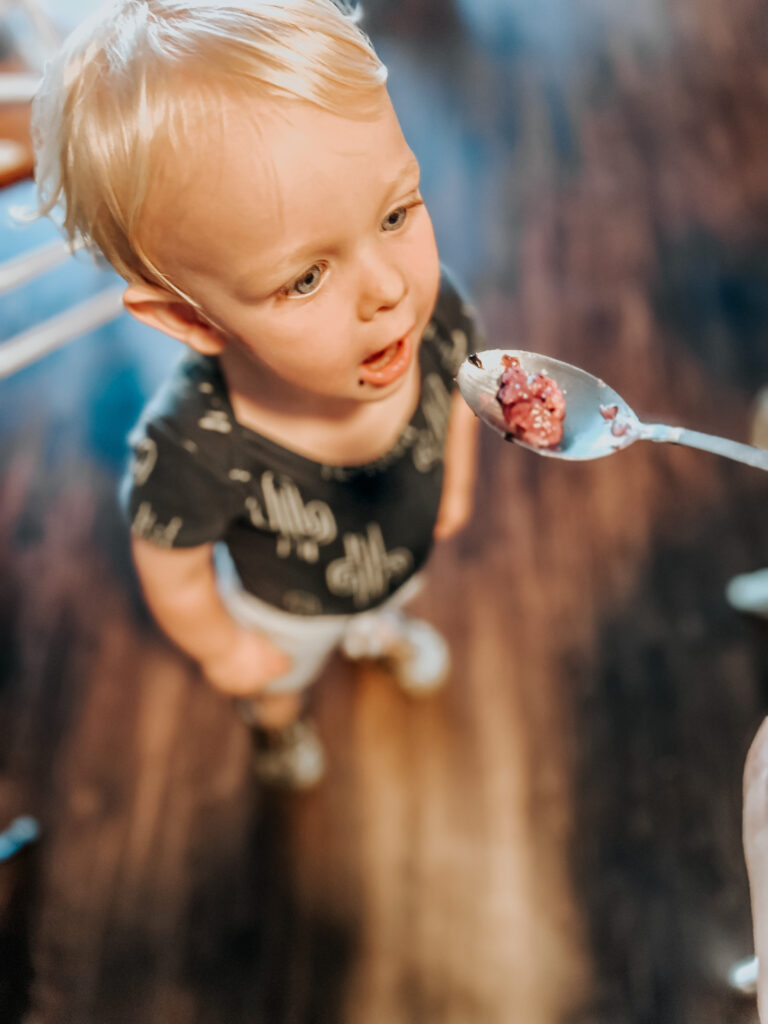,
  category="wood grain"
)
[2,0,768,1021]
